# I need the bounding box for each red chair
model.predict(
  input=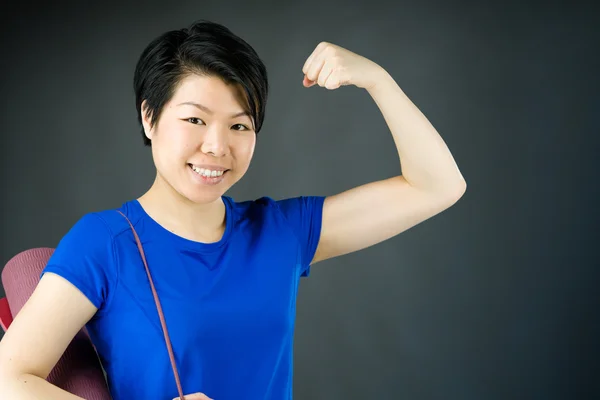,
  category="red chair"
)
[1,248,112,399]
[0,296,11,331]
